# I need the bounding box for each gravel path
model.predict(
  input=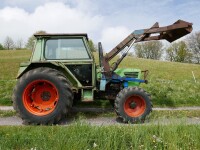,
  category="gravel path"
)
[0,106,13,111]
[0,106,200,126]
[0,116,199,126]
[1,106,200,111]
[0,116,23,126]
